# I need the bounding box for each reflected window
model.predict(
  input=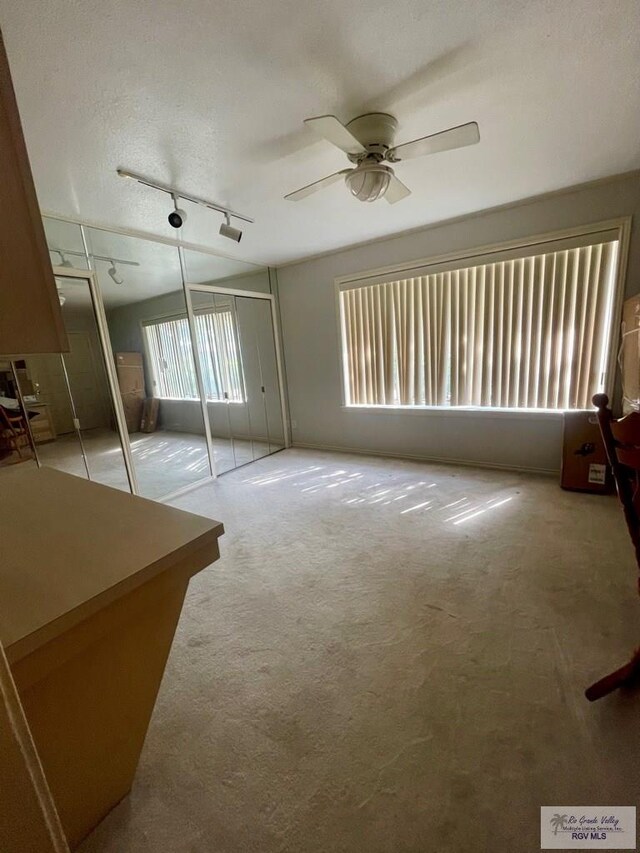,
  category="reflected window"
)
[143,317,199,400]
[194,307,244,403]
[143,308,244,403]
